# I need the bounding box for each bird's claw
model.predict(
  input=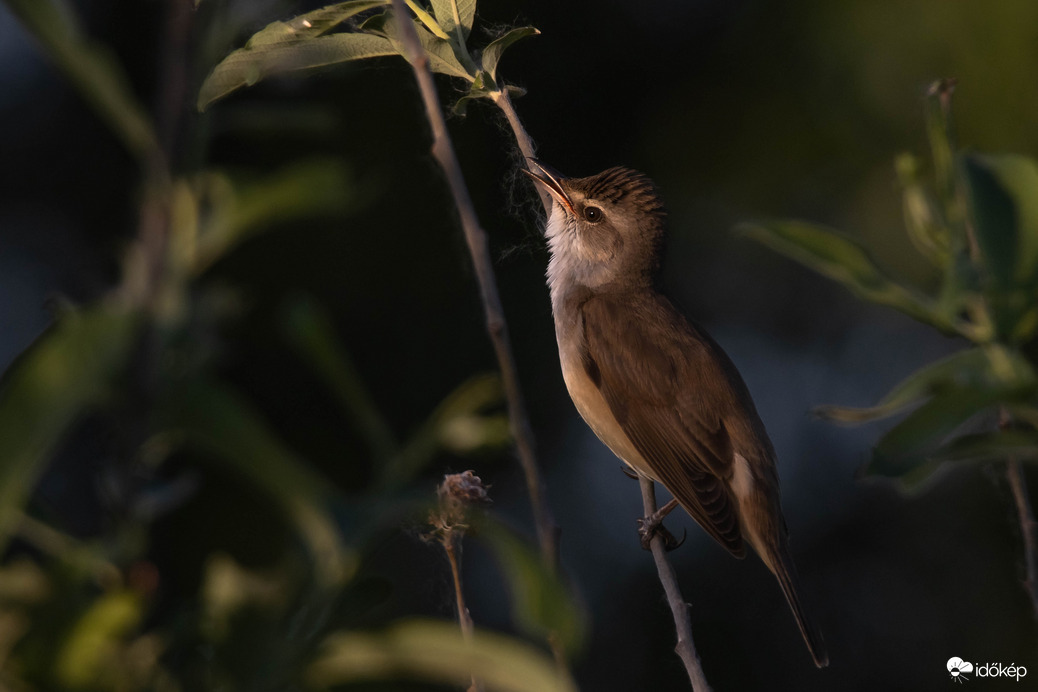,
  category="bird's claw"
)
[637,517,686,552]
[620,465,639,480]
